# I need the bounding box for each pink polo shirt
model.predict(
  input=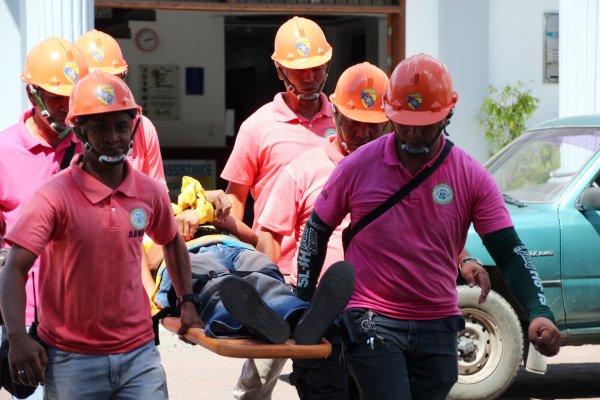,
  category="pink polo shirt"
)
[128,115,167,189]
[259,136,348,285]
[314,134,513,320]
[222,92,335,275]
[4,155,178,354]
[0,109,83,325]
